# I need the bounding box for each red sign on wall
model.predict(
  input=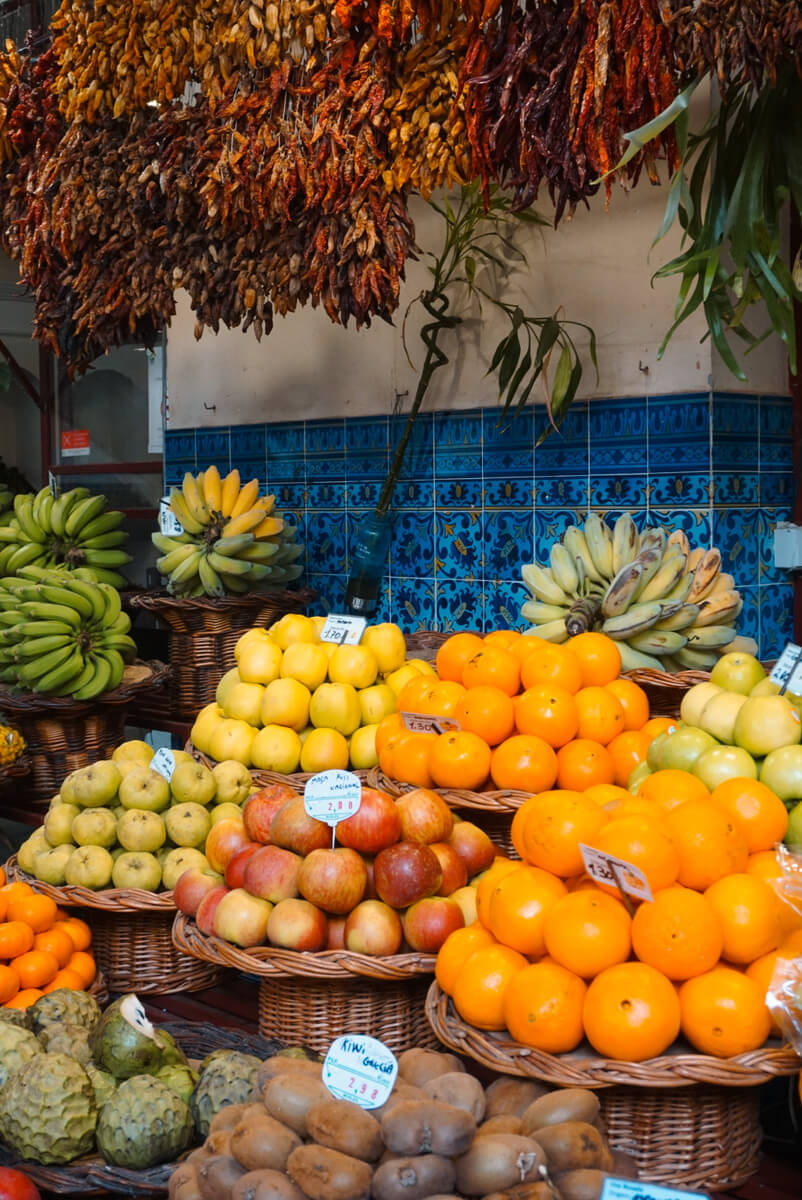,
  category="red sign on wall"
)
[61,429,90,457]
